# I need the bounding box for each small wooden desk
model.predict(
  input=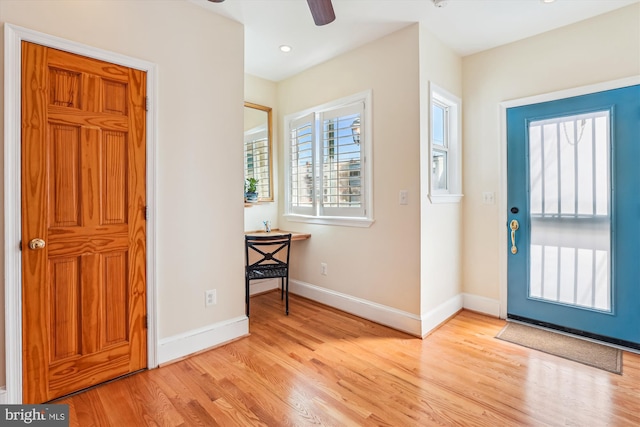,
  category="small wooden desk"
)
[244,229,311,241]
